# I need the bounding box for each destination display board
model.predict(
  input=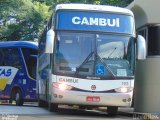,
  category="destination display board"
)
[56,11,134,34]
